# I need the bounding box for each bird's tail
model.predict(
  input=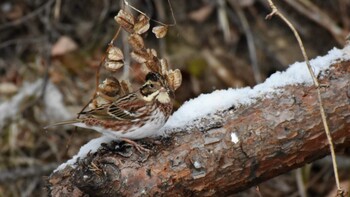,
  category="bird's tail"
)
[43,119,81,129]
